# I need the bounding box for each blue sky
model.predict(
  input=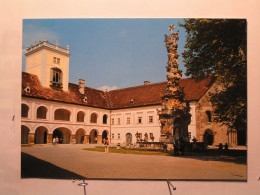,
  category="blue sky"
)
[22,19,187,90]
